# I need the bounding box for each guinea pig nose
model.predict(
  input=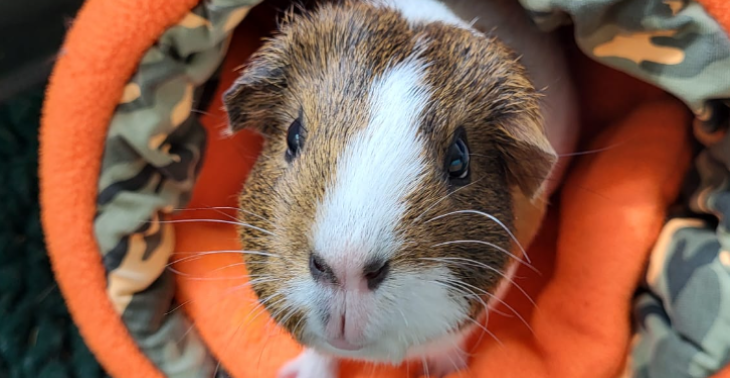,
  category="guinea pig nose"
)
[309,253,335,283]
[363,259,390,291]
